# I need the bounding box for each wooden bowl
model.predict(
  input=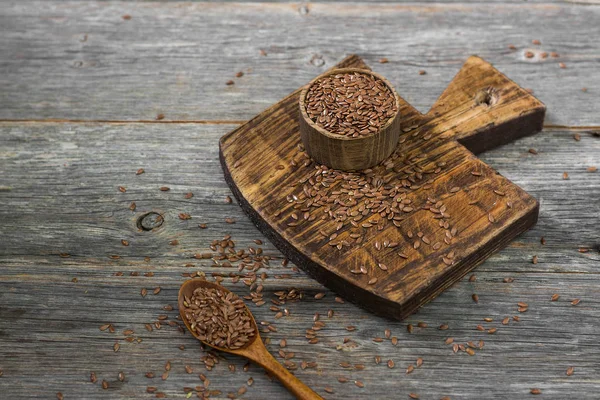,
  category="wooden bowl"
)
[298,68,401,171]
